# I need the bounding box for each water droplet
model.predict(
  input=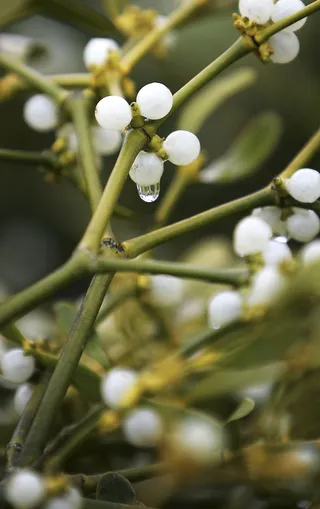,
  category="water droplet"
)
[137,182,160,203]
